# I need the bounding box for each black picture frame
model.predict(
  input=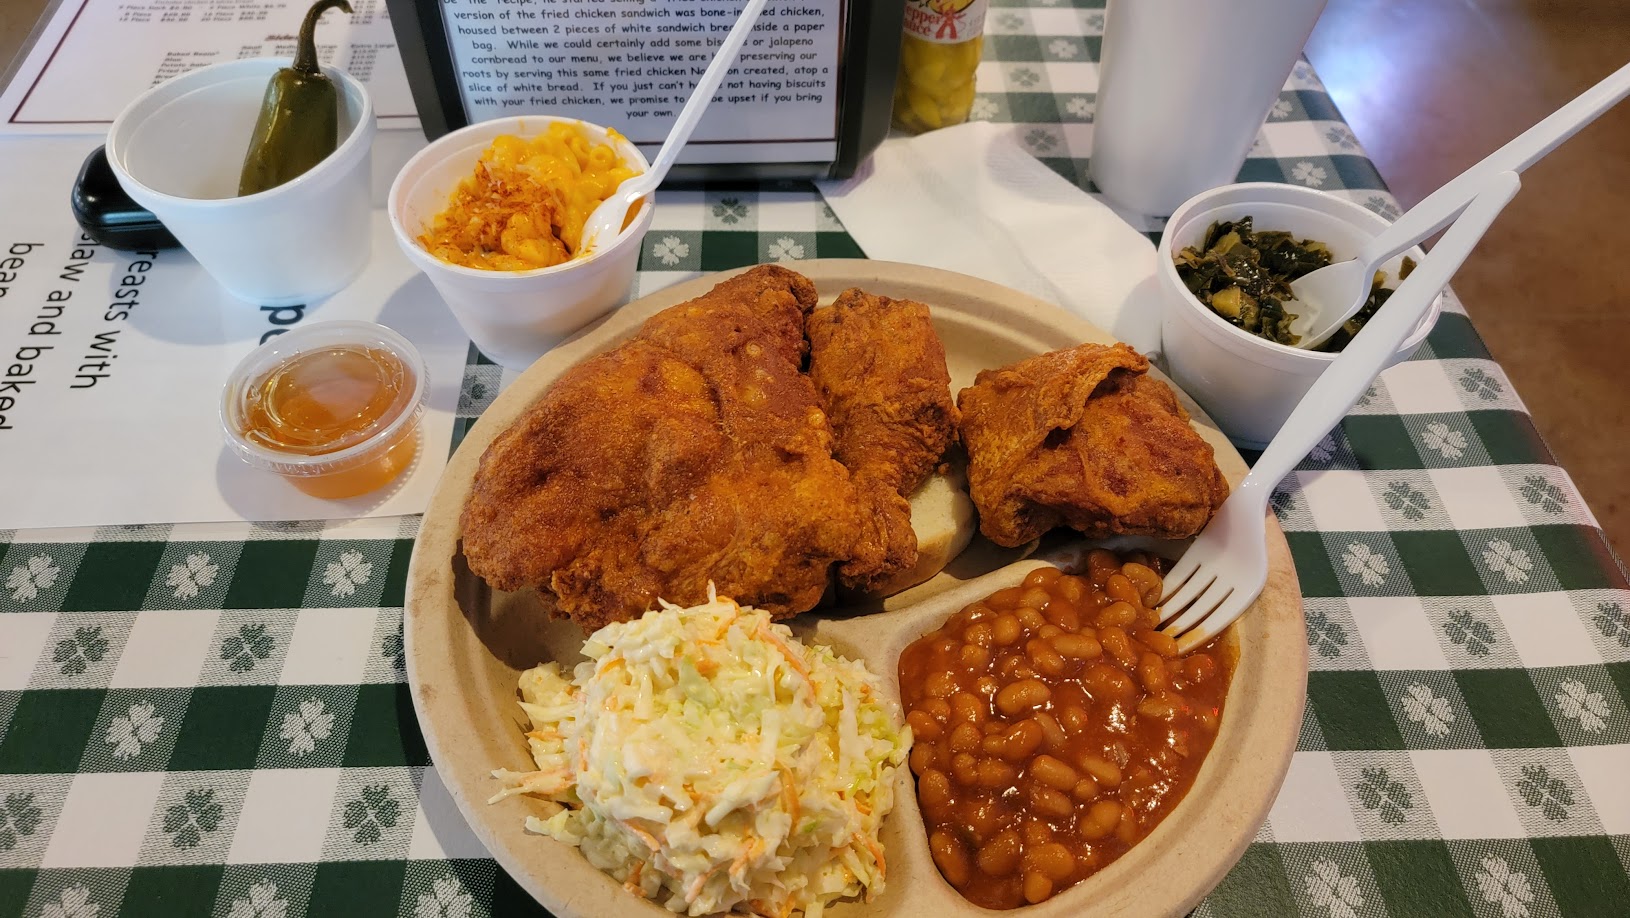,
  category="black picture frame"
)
[384,0,905,183]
